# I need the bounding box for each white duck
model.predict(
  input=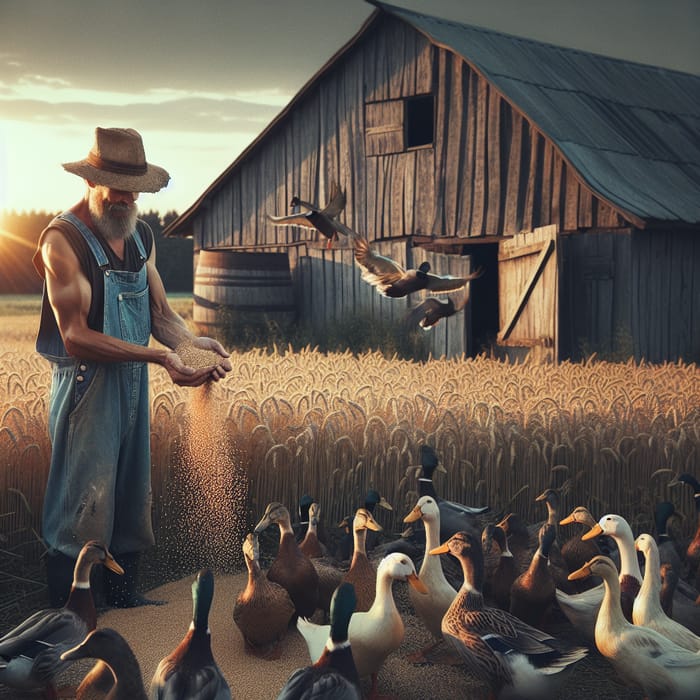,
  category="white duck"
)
[297,552,427,699]
[569,555,700,700]
[555,513,642,642]
[402,495,457,661]
[633,534,700,652]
